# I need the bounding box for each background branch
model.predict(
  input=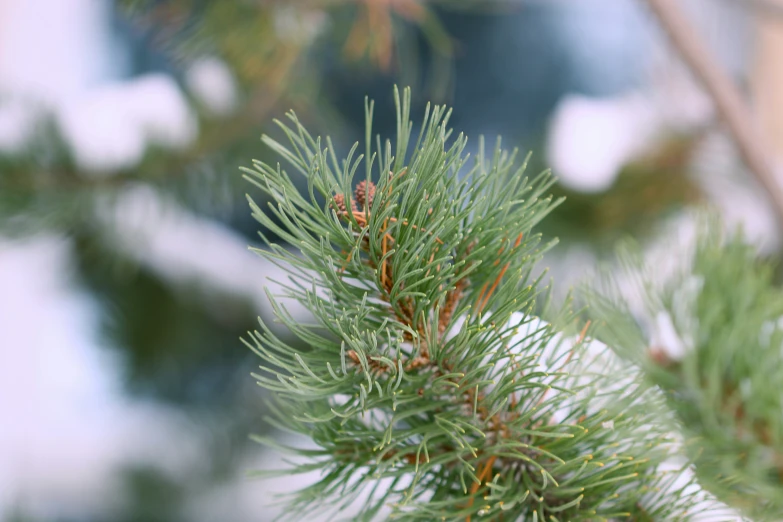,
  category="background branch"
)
[720,0,783,17]
[645,0,783,228]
